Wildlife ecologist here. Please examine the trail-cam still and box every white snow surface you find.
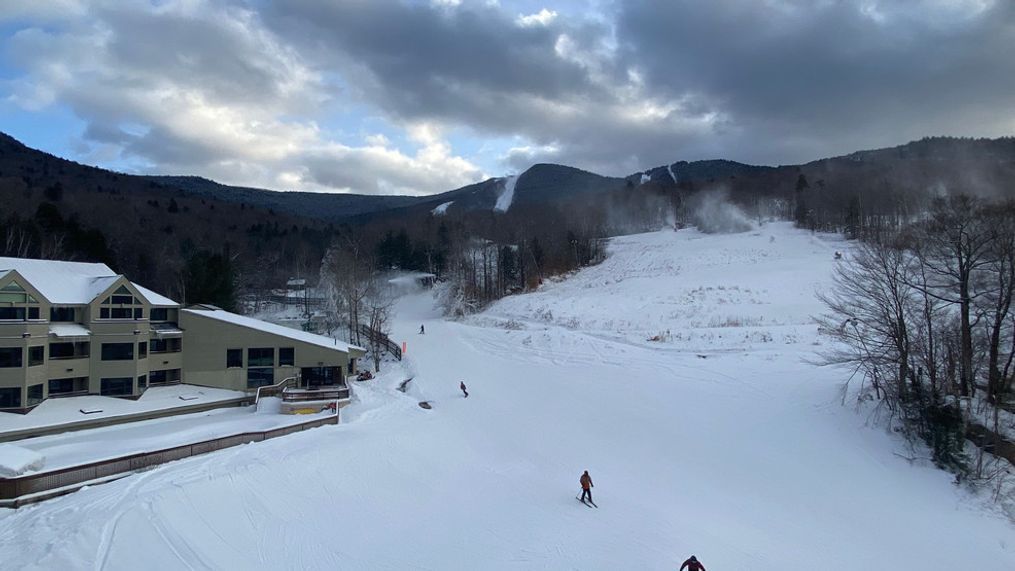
[431,201,453,215]
[0,444,45,477]
[183,308,364,353]
[0,385,246,435]
[9,402,331,472]
[640,172,651,184]
[667,163,677,182]
[0,257,177,305]
[494,175,518,212]
[1,222,1012,570]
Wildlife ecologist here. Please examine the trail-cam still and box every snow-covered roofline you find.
[0,256,179,306]
[182,307,365,355]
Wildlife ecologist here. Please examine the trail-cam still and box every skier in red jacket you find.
[679,555,706,571]
[579,470,593,504]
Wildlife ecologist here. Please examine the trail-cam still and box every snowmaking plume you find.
[689,187,754,234]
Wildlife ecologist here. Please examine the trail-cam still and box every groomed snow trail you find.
[0,223,1012,570]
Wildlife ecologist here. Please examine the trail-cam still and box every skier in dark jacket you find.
[460,381,468,398]
[419,324,425,334]
[579,470,593,503]
[679,555,706,571]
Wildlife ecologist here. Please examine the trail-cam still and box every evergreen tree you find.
[183,251,237,311]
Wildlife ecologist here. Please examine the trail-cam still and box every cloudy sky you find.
[1,0,1013,195]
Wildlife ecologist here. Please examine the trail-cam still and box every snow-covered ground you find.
[432,200,453,215]
[7,400,332,472]
[494,174,518,212]
[0,222,1012,570]
[0,384,247,436]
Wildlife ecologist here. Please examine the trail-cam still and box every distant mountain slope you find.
[393,163,629,219]
[4,130,1015,297]
[143,175,417,221]
[0,133,333,298]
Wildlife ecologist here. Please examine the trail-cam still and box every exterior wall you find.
[180,311,356,393]
[0,271,52,410]
[85,278,155,397]
[1,264,360,410]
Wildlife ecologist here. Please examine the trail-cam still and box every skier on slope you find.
[460,381,469,398]
[679,555,706,571]
[579,470,594,504]
[419,324,425,334]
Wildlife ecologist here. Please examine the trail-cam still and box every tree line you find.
[818,195,1015,491]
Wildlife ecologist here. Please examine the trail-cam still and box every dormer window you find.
[0,280,41,321]
[98,285,145,320]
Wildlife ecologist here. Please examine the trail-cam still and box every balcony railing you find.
[282,386,350,402]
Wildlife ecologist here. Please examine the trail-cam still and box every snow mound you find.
[0,443,45,476]
[494,175,518,212]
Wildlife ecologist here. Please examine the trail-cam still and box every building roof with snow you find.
[181,306,365,354]
[0,257,178,306]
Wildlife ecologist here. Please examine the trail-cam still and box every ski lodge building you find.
[0,257,364,413]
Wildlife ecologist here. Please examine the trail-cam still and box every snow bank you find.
[0,444,45,477]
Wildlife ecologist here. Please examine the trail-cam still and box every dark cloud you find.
[5,0,1014,193]
[615,0,1015,164]
[264,0,1015,173]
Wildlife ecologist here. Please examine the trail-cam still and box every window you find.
[101,343,134,361]
[150,308,168,321]
[97,286,144,320]
[138,342,147,359]
[28,346,44,366]
[247,348,274,367]
[0,281,26,294]
[26,384,43,406]
[49,377,88,396]
[137,375,148,389]
[0,307,25,320]
[0,347,23,368]
[227,349,243,368]
[149,369,181,385]
[109,308,132,319]
[0,387,21,409]
[247,367,275,388]
[301,366,340,387]
[50,307,76,322]
[279,347,294,367]
[100,377,134,396]
[28,307,39,320]
[348,358,355,374]
[150,338,181,353]
[49,342,89,360]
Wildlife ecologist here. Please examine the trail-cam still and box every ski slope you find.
[0,223,1012,570]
